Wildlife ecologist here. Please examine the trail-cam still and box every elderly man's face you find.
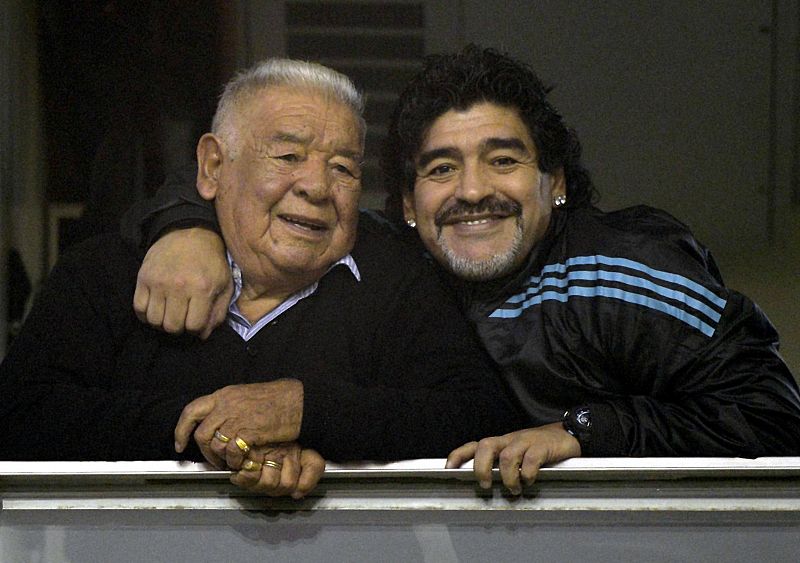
[403,102,565,281]
[201,86,363,291]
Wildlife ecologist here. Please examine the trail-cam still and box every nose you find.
[292,159,331,202]
[454,163,494,203]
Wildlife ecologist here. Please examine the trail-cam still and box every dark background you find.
[2,1,798,371]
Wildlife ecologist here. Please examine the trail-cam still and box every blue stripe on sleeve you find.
[569,255,727,309]
[490,284,717,336]
[491,255,727,337]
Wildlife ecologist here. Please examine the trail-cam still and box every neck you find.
[236,270,320,323]
[236,290,295,323]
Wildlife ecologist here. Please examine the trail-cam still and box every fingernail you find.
[510,487,522,496]
[174,442,183,452]
[479,480,491,489]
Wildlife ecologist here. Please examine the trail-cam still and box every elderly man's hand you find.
[231,443,326,498]
[133,227,231,339]
[175,379,304,469]
[445,422,581,495]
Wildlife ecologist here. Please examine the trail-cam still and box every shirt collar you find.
[227,251,361,312]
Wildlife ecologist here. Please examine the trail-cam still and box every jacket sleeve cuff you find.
[580,402,628,456]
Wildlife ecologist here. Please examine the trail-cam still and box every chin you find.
[441,250,519,281]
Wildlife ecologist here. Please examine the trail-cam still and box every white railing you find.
[2,458,800,561]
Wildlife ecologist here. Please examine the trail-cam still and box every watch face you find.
[575,406,592,428]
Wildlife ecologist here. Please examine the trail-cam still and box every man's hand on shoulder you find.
[133,227,231,339]
[445,422,581,495]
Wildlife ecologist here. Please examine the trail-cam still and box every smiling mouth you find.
[462,218,492,225]
[442,213,511,227]
[278,214,329,232]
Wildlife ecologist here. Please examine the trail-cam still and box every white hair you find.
[212,58,366,157]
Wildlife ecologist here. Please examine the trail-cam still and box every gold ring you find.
[242,459,261,471]
[214,430,231,443]
[262,459,283,471]
[235,437,250,453]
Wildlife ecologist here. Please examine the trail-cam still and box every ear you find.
[196,133,224,201]
[551,168,566,199]
[402,190,416,224]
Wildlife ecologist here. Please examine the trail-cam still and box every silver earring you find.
[553,195,567,208]
[406,219,416,228]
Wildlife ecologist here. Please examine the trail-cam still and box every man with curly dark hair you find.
[379,46,800,492]
[382,44,595,227]
[382,45,596,284]
[121,46,800,496]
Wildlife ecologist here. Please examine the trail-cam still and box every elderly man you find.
[0,58,523,497]
[124,46,800,495]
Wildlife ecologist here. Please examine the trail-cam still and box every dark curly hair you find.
[382,45,597,222]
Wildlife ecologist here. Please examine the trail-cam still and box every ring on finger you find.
[214,430,231,443]
[262,459,283,471]
[235,437,250,453]
[242,459,262,471]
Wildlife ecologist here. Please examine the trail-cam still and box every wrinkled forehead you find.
[244,85,366,147]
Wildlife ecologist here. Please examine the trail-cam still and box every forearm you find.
[120,161,219,250]
[0,235,203,461]
[589,378,800,458]
[588,274,800,456]
[300,372,524,461]
[0,376,194,460]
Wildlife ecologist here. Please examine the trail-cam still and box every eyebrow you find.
[338,148,364,162]
[415,147,461,170]
[416,137,531,170]
[481,137,529,154]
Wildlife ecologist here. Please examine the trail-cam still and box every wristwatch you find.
[561,406,592,446]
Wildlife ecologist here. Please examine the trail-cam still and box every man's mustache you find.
[435,197,522,227]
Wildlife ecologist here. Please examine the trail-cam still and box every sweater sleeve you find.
[0,236,198,461]
[119,162,219,251]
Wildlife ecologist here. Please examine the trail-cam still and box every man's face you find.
[403,102,565,281]
[200,86,363,291]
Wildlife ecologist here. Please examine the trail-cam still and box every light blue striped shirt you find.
[226,252,361,341]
